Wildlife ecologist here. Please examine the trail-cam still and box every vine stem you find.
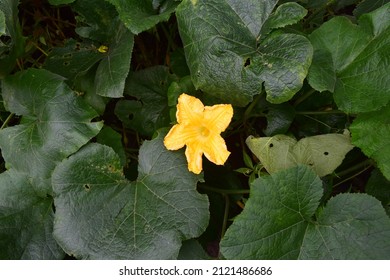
[221,194,230,239]
[198,184,250,195]
[296,110,345,115]
[293,88,316,106]
[0,113,15,130]
[335,159,375,178]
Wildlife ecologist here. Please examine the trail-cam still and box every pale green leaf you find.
[246,131,354,177]
[176,0,312,106]
[52,134,209,259]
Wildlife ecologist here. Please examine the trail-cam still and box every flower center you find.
[199,126,211,138]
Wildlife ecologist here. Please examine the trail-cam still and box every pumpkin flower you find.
[164,93,233,174]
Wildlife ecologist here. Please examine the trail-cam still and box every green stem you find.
[293,88,316,106]
[296,110,345,115]
[334,159,375,178]
[332,163,374,189]
[243,93,262,121]
[221,194,230,239]
[198,184,250,195]
[0,113,15,130]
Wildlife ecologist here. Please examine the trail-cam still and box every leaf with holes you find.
[52,133,209,259]
[176,0,312,106]
[220,165,390,259]
[245,131,354,177]
[0,69,103,194]
[0,0,25,76]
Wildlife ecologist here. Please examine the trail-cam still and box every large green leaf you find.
[106,0,180,34]
[52,134,209,259]
[44,39,105,82]
[0,0,25,77]
[0,170,64,259]
[300,193,390,259]
[308,3,390,113]
[220,165,390,259]
[350,104,390,180]
[115,66,177,137]
[176,0,312,106]
[0,69,103,194]
[94,23,134,98]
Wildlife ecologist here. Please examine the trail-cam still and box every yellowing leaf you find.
[246,131,354,177]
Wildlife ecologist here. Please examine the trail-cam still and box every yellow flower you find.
[164,93,233,174]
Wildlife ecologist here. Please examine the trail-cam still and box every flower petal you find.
[176,93,204,124]
[204,104,233,133]
[202,134,230,165]
[164,124,198,150]
[185,142,203,174]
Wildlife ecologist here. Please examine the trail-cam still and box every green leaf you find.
[300,193,390,259]
[245,131,354,177]
[96,125,126,166]
[308,4,390,113]
[115,66,177,136]
[176,0,312,106]
[262,2,308,35]
[366,169,390,214]
[354,0,390,18]
[221,165,323,259]
[263,103,295,136]
[52,134,209,259]
[0,170,64,259]
[0,10,5,35]
[72,0,119,42]
[94,24,134,98]
[220,165,390,259]
[0,0,25,77]
[350,104,390,180]
[106,0,180,34]
[178,239,210,260]
[0,69,103,194]
[44,39,105,82]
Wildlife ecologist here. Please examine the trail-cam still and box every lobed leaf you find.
[0,69,103,194]
[52,133,209,259]
[176,0,312,106]
[308,3,390,113]
[221,165,390,259]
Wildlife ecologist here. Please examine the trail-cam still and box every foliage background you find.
[0,0,390,259]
